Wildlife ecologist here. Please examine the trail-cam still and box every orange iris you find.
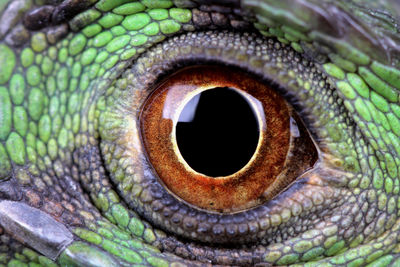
[140,66,302,212]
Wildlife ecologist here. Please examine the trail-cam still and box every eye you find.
[99,30,328,246]
[140,65,317,212]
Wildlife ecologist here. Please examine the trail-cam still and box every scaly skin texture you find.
[0,0,400,266]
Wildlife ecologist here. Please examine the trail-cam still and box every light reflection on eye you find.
[140,65,318,213]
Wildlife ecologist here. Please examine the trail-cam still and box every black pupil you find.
[176,87,259,177]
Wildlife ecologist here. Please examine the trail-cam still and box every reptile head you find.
[0,0,400,266]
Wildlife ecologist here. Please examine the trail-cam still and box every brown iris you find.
[140,66,316,212]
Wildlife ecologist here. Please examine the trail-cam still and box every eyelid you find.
[98,30,333,246]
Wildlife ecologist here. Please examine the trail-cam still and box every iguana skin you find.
[0,0,400,266]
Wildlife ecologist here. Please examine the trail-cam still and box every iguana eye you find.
[140,65,317,212]
[100,30,327,245]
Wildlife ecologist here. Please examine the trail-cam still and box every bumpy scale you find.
[0,0,400,266]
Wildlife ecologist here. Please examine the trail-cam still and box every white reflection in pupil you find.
[178,94,201,123]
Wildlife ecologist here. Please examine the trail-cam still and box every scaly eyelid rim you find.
[100,31,336,245]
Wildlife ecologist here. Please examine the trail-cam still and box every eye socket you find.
[140,65,318,212]
[100,30,330,246]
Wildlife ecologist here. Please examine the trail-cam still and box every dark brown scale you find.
[51,0,95,24]
[210,12,229,27]
[46,23,68,44]
[194,0,241,9]
[192,9,213,27]
[23,5,54,30]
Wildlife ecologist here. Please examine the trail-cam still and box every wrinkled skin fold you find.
[0,0,400,266]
